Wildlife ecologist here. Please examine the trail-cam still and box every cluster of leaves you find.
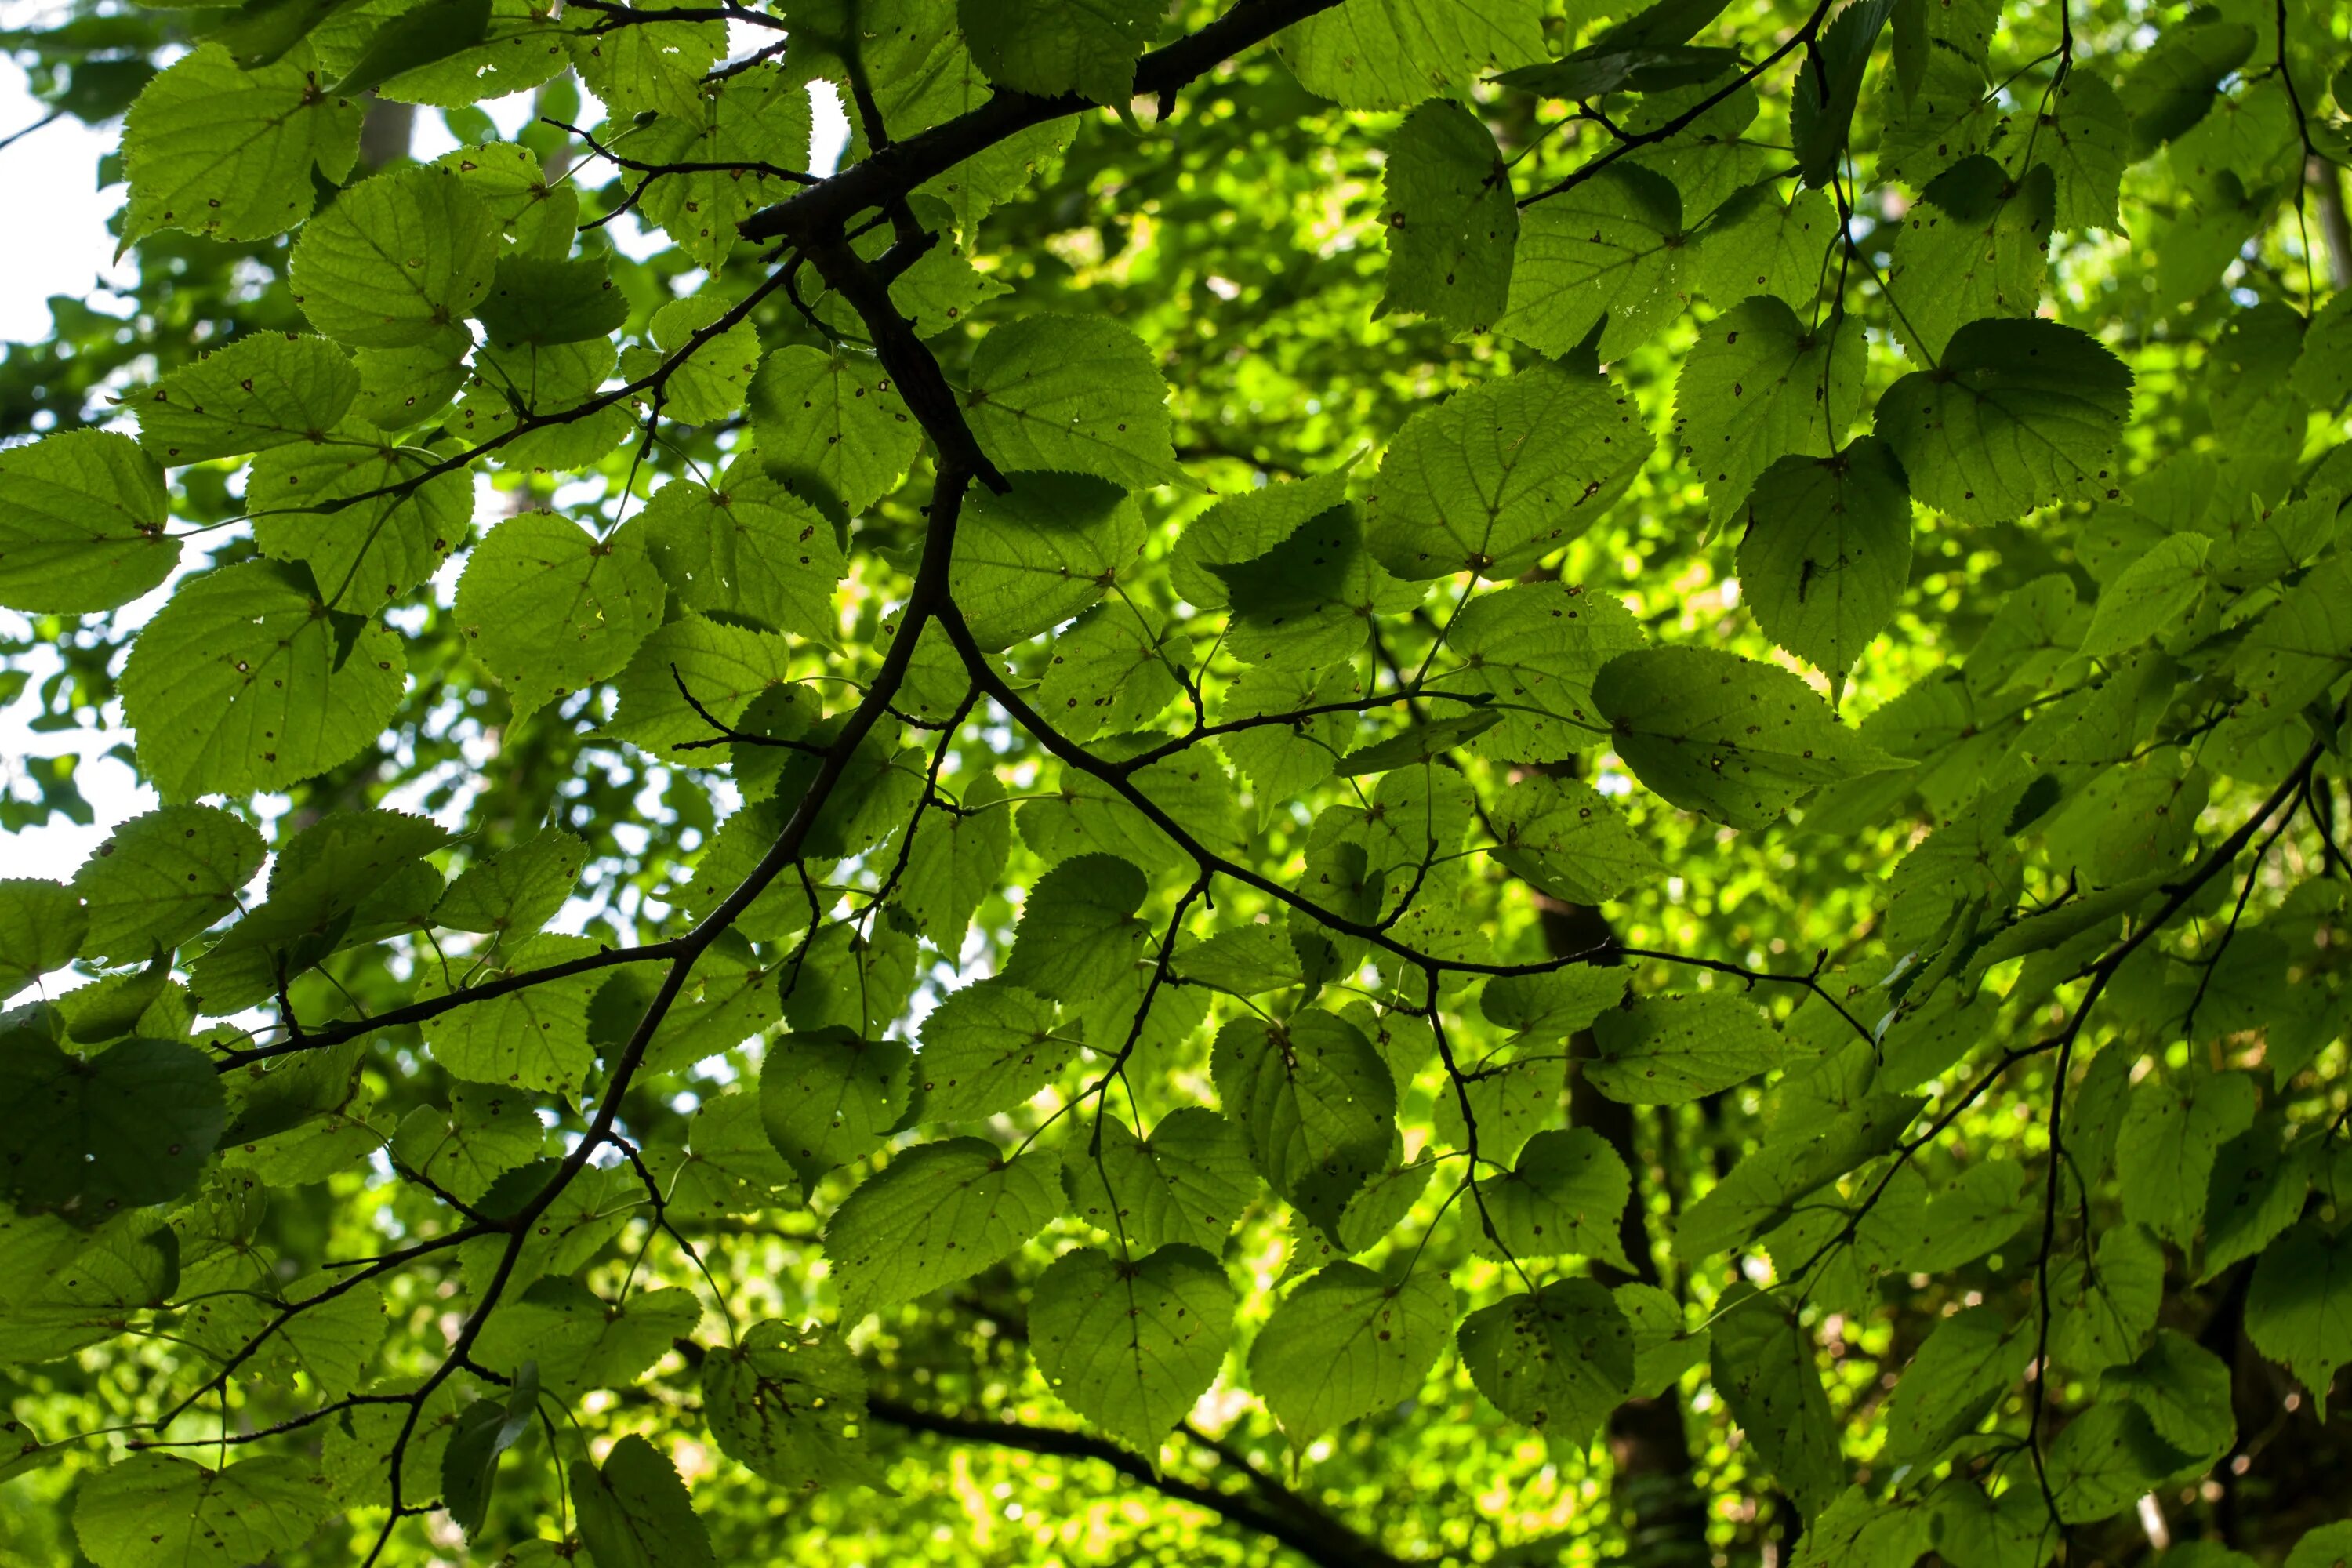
[2,0,2351,1564]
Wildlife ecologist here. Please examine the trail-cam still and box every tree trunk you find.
[358,97,414,170]
[1541,896,1713,1567]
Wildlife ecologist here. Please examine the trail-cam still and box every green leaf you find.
[1480,967,1629,1039]
[1170,461,1356,608]
[900,771,1012,953]
[121,561,405,801]
[71,806,265,965]
[701,1319,889,1491]
[2212,485,2342,592]
[0,880,88,997]
[655,1089,800,1218]
[476,253,630,349]
[641,461,847,640]
[350,326,475,431]
[1592,646,1907,829]
[2103,1328,2235,1457]
[2115,1069,2258,1245]
[963,315,1183,492]
[949,470,1145,649]
[1675,295,1867,528]
[2048,1399,2198,1523]
[289,164,499,349]
[620,294,761,426]
[189,808,447,1012]
[435,832,586,938]
[1736,435,1913,699]
[1791,1487,1936,1568]
[476,1279,701,1396]
[441,1363,540,1538]
[1,1213,181,1364]
[1494,45,1740,102]
[2288,1524,2352,1568]
[573,1433,717,1568]
[1379,98,1518,336]
[73,1454,330,1568]
[1001,853,1151,1004]
[271,1272,387,1399]
[607,613,796,756]
[1618,1280,1709,1397]
[2118,20,2256,153]
[423,934,604,1094]
[447,330,633,473]
[1587,988,1791,1104]
[1875,314,2132,528]
[1683,1091,1923,1258]
[1886,158,2054,365]
[332,0,495,97]
[0,1035,225,1218]
[1174,922,1312,997]
[136,333,359,464]
[1711,1287,1842,1516]
[390,1085,545,1205]
[434,142,577,259]
[1693,183,1839,310]
[960,0,1157,103]
[1877,45,1998,190]
[57,957,179,1046]
[1211,500,1423,667]
[1249,1261,1454,1446]
[1063,1108,1258,1254]
[1790,0,1893,186]
[1029,1242,1236,1453]
[0,430,178,615]
[1882,1305,2031,1468]
[1487,772,1663,904]
[1212,1011,1396,1240]
[1367,365,1652,579]
[2220,554,2352,747]
[823,1138,1062,1319]
[1216,662,1356,807]
[2005,68,2129,231]
[913,981,1069,1122]
[2246,1218,2352,1417]
[2053,1221,2163,1374]
[1457,1277,1634,1453]
[456,510,666,723]
[564,7,724,114]
[248,424,473,612]
[1336,710,1502,775]
[1475,1127,1633,1269]
[121,45,361,243]
[1279,0,1544,109]
[2291,286,2352,412]
[1432,1040,1563,1167]
[2201,1120,2313,1279]
[1036,601,1181,742]
[1498,165,1692,360]
[760,1029,914,1186]
[1425,580,1646,761]
[2078,532,2212,659]
[627,62,811,268]
[748,345,922,517]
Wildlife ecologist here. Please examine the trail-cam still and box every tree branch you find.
[866,1397,1415,1568]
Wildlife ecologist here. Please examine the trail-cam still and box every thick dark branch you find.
[798,231,1007,489]
[866,1397,1414,1568]
[740,0,1344,244]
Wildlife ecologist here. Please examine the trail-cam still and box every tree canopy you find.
[2,0,2350,1564]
